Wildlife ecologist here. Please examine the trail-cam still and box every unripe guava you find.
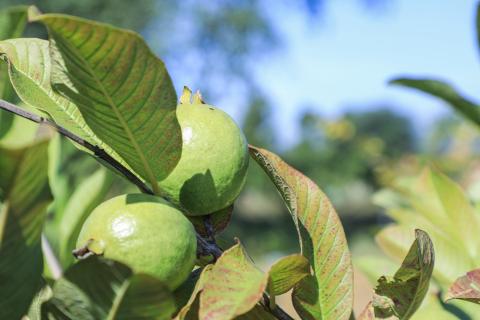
[75,194,197,290]
[158,102,249,216]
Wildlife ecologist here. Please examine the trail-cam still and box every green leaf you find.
[0,140,52,320]
[0,107,38,148]
[175,265,213,320]
[31,10,181,194]
[249,146,353,320]
[58,168,112,267]
[445,269,480,304]
[26,280,53,320]
[235,305,277,320]
[0,38,132,171]
[0,6,28,40]
[375,168,480,291]
[199,242,269,320]
[369,229,434,319]
[267,254,310,296]
[390,78,480,127]
[45,257,176,320]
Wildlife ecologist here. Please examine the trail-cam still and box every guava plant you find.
[0,5,448,320]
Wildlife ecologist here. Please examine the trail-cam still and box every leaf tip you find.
[180,86,192,104]
[27,6,42,22]
[193,90,205,104]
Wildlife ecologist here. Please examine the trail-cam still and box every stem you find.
[0,98,294,320]
[0,99,152,195]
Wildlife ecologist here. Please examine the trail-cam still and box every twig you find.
[0,99,152,195]
[0,98,294,320]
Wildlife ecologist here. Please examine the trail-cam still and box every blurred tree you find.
[284,108,415,189]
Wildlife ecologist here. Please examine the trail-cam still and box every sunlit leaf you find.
[44,257,176,320]
[0,38,133,172]
[199,242,269,320]
[0,140,52,320]
[375,168,480,291]
[445,269,480,304]
[31,9,181,194]
[249,145,353,320]
[359,229,434,319]
[390,78,480,127]
[267,254,310,296]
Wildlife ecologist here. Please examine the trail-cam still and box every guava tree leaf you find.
[26,280,53,320]
[236,305,276,320]
[359,229,434,319]
[0,6,28,40]
[0,140,52,320]
[445,269,480,304]
[249,146,353,320]
[375,168,480,291]
[31,9,181,194]
[44,257,176,320]
[390,78,480,127]
[199,242,269,320]
[175,265,213,320]
[188,205,233,237]
[0,38,131,171]
[267,254,310,296]
[0,106,38,148]
[58,168,112,267]
[0,5,27,100]
[0,6,28,135]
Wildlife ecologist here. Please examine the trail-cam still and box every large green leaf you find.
[199,242,269,320]
[249,146,353,320]
[44,257,176,320]
[58,167,112,267]
[0,139,52,320]
[375,168,480,291]
[31,9,181,194]
[0,38,133,173]
[445,268,480,304]
[390,78,480,127]
[359,229,434,319]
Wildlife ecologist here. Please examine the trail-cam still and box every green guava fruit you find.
[75,194,197,290]
[159,101,249,216]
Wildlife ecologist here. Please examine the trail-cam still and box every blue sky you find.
[252,0,480,145]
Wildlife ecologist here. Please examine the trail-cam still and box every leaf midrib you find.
[106,280,130,320]
[54,30,160,194]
